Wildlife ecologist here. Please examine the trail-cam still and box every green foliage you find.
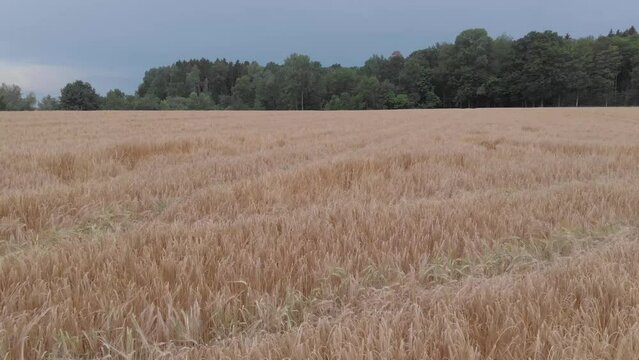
[23,93,36,110]
[326,66,358,96]
[133,95,161,110]
[186,66,202,94]
[452,29,493,107]
[38,95,60,110]
[160,96,191,110]
[589,42,622,105]
[509,31,571,106]
[21,25,639,111]
[387,93,412,109]
[0,83,36,110]
[159,93,218,110]
[231,74,257,108]
[188,92,215,110]
[355,76,395,109]
[137,59,249,102]
[103,89,130,110]
[633,55,639,90]
[417,71,441,108]
[325,93,363,110]
[282,54,324,110]
[254,67,282,110]
[60,81,100,110]
[361,54,387,79]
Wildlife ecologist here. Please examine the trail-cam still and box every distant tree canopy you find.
[6,26,639,111]
[0,83,36,110]
[126,26,639,110]
[37,95,60,110]
[60,81,101,110]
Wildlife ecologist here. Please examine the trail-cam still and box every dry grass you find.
[0,108,639,359]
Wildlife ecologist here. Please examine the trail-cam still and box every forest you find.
[2,26,638,110]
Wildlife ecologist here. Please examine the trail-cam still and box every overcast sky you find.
[2,0,637,97]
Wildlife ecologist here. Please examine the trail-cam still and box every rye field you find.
[1,108,639,359]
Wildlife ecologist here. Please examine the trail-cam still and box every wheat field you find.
[1,109,639,359]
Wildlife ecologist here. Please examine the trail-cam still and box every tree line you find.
[3,26,638,111]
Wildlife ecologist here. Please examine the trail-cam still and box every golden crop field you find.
[1,109,639,359]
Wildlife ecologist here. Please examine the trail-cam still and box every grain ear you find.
[1,109,639,358]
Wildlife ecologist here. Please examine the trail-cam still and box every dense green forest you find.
[2,26,639,111]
